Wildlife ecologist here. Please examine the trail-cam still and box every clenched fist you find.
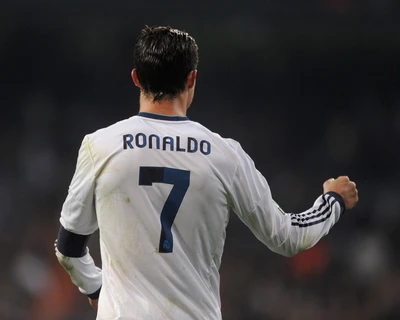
[323,176,358,210]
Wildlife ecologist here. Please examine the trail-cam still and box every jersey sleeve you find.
[227,142,345,257]
[59,135,98,235]
[56,135,102,299]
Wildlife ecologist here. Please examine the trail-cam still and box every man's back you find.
[58,110,355,319]
[55,26,358,319]
[82,112,238,319]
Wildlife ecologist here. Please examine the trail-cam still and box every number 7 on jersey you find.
[139,167,190,253]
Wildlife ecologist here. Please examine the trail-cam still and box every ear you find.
[187,70,197,89]
[131,69,141,88]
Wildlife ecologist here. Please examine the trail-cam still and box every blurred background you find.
[1,0,400,319]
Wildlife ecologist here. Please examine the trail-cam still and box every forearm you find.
[55,225,102,298]
[243,192,345,257]
[284,191,344,255]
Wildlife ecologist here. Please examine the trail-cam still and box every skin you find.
[88,298,98,311]
[323,176,358,210]
[88,70,358,312]
[131,68,197,116]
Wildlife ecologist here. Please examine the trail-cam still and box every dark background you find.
[1,1,400,319]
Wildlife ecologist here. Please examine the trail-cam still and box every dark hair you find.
[133,26,199,101]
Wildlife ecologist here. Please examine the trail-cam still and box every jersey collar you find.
[138,112,189,121]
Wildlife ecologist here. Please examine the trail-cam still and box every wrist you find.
[325,191,346,214]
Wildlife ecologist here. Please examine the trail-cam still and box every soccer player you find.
[55,26,358,320]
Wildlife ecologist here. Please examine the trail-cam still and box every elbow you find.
[279,249,301,258]
[269,244,303,258]
[267,233,306,257]
[281,251,297,258]
[282,241,316,257]
[285,247,307,257]
[273,242,308,258]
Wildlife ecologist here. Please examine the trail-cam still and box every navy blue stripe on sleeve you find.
[57,225,90,258]
[291,197,334,228]
[291,197,330,223]
[291,193,342,228]
[325,191,345,214]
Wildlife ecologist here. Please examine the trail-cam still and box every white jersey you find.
[60,112,344,320]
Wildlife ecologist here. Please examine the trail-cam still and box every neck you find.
[139,92,188,116]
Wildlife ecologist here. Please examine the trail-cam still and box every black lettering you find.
[123,134,134,149]
[149,134,160,149]
[187,137,198,153]
[200,140,211,155]
[163,136,174,151]
[135,133,147,148]
[176,136,186,152]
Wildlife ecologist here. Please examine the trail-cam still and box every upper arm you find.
[227,145,286,248]
[60,135,98,236]
[227,141,271,217]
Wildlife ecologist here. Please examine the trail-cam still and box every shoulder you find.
[79,116,140,163]
[86,116,137,141]
[187,120,241,152]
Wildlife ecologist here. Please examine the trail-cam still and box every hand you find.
[88,298,98,312]
[323,176,358,210]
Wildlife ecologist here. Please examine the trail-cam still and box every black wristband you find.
[325,191,346,214]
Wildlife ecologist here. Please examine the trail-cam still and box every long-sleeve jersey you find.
[56,112,345,320]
